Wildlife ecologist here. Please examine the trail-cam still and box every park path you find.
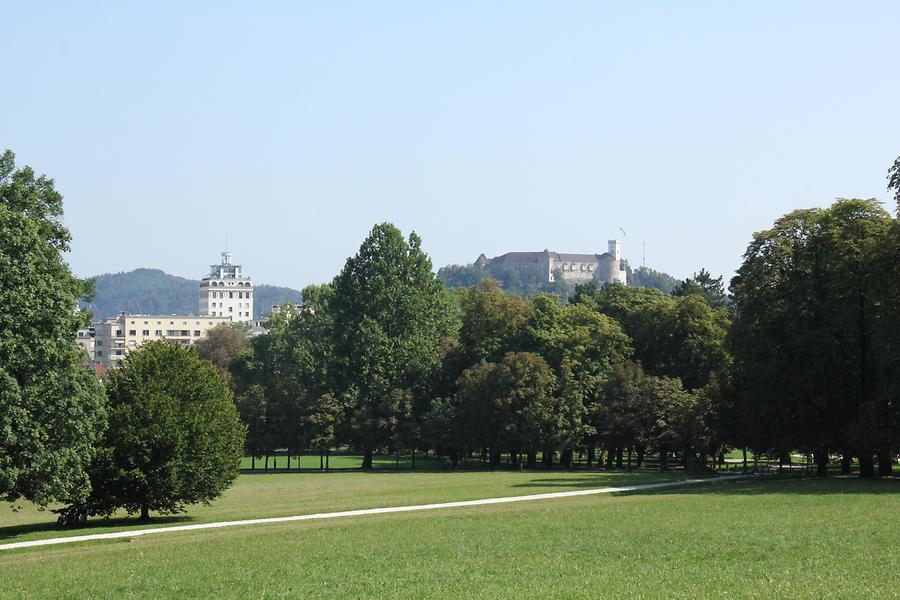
[0,475,742,552]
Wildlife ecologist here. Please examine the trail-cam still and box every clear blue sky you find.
[3,2,898,290]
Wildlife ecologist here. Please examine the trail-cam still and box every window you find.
[144,321,148,325]
[130,321,135,325]
[194,330,201,337]
[155,330,162,336]
[129,330,136,336]
[169,321,174,325]
[142,330,149,336]
[228,307,233,312]
[166,330,177,336]
[229,292,234,299]
[180,330,190,336]
[128,341,136,347]
[96,340,104,347]
[115,350,123,356]
[97,350,103,356]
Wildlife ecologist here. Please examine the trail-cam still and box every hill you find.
[436,263,681,296]
[84,268,302,320]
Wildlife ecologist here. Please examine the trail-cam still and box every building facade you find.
[199,251,254,322]
[475,240,627,286]
[92,313,232,369]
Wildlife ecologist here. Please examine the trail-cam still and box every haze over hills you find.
[84,269,303,321]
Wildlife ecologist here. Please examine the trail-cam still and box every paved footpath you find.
[0,475,742,552]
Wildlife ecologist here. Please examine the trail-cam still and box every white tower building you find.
[199,251,254,322]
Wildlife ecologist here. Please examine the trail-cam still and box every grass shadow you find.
[0,514,194,541]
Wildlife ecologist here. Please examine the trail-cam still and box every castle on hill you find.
[475,240,626,286]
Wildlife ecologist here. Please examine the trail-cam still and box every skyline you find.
[3,2,899,289]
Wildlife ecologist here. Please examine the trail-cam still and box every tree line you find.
[2,150,899,525]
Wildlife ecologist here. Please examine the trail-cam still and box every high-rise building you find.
[199,251,254,322]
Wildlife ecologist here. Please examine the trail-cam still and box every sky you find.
[3,2,899,290]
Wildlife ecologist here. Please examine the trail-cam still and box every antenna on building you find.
[642,240,646,268]
[619,227,626,237]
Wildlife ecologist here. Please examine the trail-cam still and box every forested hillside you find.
[437,262,682,296]
[84,268,302,320]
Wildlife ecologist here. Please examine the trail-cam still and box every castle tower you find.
[199,251,254,323]
[608,240,621,262]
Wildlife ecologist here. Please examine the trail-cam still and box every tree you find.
[72,342,244,521]
[888,155,900,212]
[0,149,108,509]
[330,223,452,468]
[458,279,528,363]
[194,323,251,378]
[673,268,728,310]
[729,199,893,476]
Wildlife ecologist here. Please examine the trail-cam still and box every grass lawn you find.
[0,476,897,598]
[0,470,685,545]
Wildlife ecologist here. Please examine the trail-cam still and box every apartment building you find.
[93,313,232,369]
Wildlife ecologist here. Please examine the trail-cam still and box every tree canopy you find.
[73,341,244,521]
[0,150,107,508]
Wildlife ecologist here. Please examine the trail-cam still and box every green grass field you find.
[0,470,684,545]
[1,474,897,599]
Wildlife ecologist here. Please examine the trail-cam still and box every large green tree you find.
[0,150,107,509]
[330,223,452,468]
[73,342,245,521]
[729,198,894,476]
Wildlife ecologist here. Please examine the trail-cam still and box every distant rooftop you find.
[205,251,251,281]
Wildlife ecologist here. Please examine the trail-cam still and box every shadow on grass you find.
[0,514,194,541]
[616,475,900,497]
[510,473,686,489]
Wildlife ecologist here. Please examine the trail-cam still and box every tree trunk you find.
[605,446,614,469]
[526,449,537,469]
[615,447,623,469]
[659,446,668,471]
[841,452,851,475]
[636,445,646,468]
[814,449,829,477]
[490,448,501,468]
[320,451,324,470]
[265,454,269,472]
[587,445,595,469]
[859,454,875,478]
[877,453,893,477]
[140,503,150,521]
[325,450,330,470]
[542,449,553,469]
[362,450,374,470]
[627,447,632,470]
[251,455,255,470]
[287,450,291,470]
[560,448,573,469]
[742,447,747,471]
[511,448,520,469]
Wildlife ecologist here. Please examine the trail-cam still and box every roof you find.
[486,251,549,265]
[478,250,615,266]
